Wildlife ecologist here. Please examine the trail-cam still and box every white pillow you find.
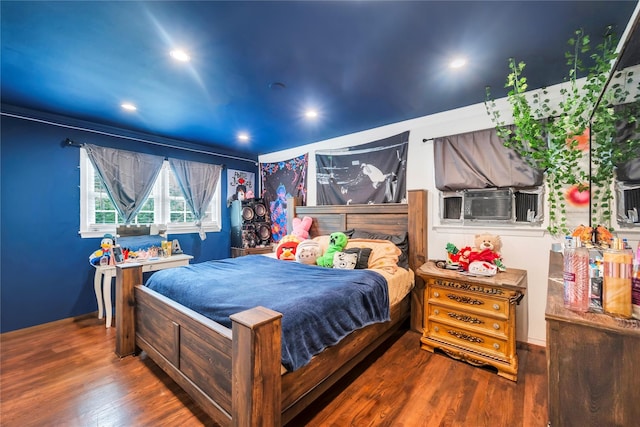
[332,251,357,269]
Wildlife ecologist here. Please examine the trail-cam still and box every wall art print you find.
[261,153,309,243]
[316,131,409,205]
[226,169,256,206]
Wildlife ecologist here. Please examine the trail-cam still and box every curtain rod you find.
[1,111,258,165]
[63,138,228,169]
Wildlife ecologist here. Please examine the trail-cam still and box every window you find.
[80,148,221,238]
[440,187,544,225]
[616,181,640,226]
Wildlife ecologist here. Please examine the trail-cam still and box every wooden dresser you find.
[546,250,640,426]
[417,262,527,381]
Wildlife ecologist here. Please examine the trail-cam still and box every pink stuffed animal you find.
[291,216,312,240]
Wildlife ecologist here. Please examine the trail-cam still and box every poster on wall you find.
[227,169,256,205]
[260,154,309,243]
[316,131,409,205]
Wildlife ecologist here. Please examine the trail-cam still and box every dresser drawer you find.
[427,320,509,360]
[427,304,509,339]
[428,285,509,319]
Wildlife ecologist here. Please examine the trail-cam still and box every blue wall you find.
[0,111,258,333]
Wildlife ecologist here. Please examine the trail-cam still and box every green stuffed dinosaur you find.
[316,232,348,267]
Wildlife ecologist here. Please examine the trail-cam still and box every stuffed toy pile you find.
[446,233,505,274]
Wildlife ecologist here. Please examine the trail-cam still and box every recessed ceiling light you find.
[305,110,318,119]
[237,132,249,142]
[170,49,190,62]
[450,57,467,69]
[121,102,137,111]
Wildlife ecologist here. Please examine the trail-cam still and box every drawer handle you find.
[493,323,500,330]
[493,343,500,350]
[447,312,483,324]
[493,303,500,310]
[434,291,440,298]
[447,329,484,343]
[447,294,483,305]
[434,309,440,315]
[434,326,439,332]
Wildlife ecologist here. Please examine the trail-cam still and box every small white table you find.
[93,254,193,328]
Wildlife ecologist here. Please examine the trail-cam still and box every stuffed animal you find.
[276,235,300,261]
[295,239,321,265]
[446,233,505,272]
[333,251,358,269]
[474,233,502,252]
[317,232,348,267]
[89,234,115,266]
[291,216,313,240]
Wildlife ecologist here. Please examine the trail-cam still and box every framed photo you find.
[112,245,125,264]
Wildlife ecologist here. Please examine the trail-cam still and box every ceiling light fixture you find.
[450,57,467,69]
[121,102,137,111]
[305,110,318,119]
[170,49,191,62]
[237,132,249,142]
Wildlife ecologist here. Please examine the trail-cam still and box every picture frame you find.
[112,245,125,264]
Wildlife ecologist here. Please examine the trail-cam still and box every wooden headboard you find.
[287,190,428,332]
[287,189,428,272]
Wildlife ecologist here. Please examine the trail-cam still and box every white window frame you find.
[79,148,221,238]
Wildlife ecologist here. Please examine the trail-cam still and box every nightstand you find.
[417,261,527,381]
[93,254,193,328]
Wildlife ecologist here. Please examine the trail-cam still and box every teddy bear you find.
[316,232,348,267]
[474,233,502,252]
[446,233,505,272]
[291,216,313,240]
[295,239,322,265]
[469,233,505,272]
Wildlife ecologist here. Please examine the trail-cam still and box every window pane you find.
[82,152,220,236]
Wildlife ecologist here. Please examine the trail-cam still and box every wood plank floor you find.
[0,316,548,426]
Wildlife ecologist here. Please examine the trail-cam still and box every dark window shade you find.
[624,187,640,223]
[443,196,462,220]
[433,127,543,191]
[614,102,640,182]
[515,191,539,222]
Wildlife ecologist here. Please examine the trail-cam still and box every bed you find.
[114,189,428,426]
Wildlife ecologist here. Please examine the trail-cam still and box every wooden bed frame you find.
[115,189,427,426]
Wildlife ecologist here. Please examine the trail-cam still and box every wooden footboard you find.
[114,189,428,426]
[119,272,408,427]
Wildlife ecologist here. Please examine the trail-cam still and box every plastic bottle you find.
[563,236,590,312]
[632,241,640,319]
[602,238,633,318]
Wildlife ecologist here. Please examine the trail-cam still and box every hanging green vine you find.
[486,27,640,236]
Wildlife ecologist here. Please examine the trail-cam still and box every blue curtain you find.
[169,158,222,240]
[84,144,164,224]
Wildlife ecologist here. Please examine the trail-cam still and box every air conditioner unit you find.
[464,189,513,221]
[439,187,543,224]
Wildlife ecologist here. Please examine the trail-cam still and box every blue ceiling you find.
[1,1,637,156]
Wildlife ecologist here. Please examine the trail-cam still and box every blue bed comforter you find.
[145,255,390,371]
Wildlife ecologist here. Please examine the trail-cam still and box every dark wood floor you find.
[0,315,548,426]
